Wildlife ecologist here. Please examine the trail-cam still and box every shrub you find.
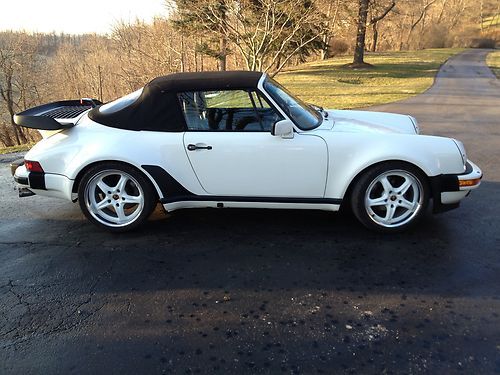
[469,38,496,48]
[328,39,349,57]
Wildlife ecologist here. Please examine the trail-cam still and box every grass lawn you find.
[487,50,500,79]
[276,48,464,109]
[0,143,34,155]
[482,14,500,29]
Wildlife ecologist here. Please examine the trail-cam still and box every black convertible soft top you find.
[89,71,264,132]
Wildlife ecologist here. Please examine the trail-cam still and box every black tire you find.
[78,162,157,232]
[350,162,430,233]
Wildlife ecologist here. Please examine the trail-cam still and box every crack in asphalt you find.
[0,253,115,350]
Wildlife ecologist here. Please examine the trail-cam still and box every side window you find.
[178,90,283,132]
[253,91,283,130]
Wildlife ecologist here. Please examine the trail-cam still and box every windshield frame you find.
[262,77,322,131]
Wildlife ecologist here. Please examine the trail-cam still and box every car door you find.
[179,89,328,198]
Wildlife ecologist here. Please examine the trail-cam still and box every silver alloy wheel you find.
[84,169,145,228]
[364,169,424,228]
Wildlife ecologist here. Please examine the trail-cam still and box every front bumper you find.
[430,160,482,213]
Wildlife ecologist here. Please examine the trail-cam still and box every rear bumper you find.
[430,160,482,213]
[13,163,74,201]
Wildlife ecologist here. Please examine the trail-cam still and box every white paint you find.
[183,131,328,197]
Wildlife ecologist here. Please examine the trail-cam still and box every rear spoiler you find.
[13,99,102,130]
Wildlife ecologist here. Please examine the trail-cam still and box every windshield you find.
[99,88,143,114]
[263,77,322,130]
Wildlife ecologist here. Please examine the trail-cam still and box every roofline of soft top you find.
[145,70,265,93]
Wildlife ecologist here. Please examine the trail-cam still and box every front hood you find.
[326,109,418,135]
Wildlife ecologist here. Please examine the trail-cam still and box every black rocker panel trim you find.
[28,172,46,190]
[141,164,342,206]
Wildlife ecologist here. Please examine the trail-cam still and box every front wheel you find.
[78,162,156,232]
[350,163,430,232]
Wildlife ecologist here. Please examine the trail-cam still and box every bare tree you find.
[368,0,396,51]
[405,0,437,49]
[320,0,342,60]
[169,0,229,71]
[172,0,325,75]
[0,33,41,146]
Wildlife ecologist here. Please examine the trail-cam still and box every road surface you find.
[1,49,499,374]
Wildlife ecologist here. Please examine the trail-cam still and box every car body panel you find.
[24,119,205,199]
[329,110,417,134]
[310,130,467,199]
[183,131,328,197]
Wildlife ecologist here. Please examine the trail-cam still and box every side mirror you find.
[271,119,294,139]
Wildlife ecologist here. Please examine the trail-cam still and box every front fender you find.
[318,132,465,199]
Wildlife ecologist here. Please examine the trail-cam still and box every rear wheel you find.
[78,162,156,232]
[351,162,429,232]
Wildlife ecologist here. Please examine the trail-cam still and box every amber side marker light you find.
[459,178,481,187]
[24,160,44,173]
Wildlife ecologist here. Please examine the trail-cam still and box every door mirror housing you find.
[271,120,294,139]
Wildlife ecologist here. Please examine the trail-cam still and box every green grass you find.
[487,50,500,78]
[482,14,500,29]
[276,48,464,109]
[0,143,33,155]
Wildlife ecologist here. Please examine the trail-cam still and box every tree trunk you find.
[371,22,379,52]
[218,37,227,71]
[1,75,24,145]
[97,65,103,102]
[321,0,334,60]
[320,35,331,60]
[180,35,186,72]
[368,0,395,53]
[480,0,484,33]
[353,0,370,65]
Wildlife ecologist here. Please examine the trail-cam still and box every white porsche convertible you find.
[12,71,482,232]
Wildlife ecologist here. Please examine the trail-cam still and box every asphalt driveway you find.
[1,49,499,374]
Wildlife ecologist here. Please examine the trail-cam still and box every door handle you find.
[187,144,213,151]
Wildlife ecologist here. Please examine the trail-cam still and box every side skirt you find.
[160,195,342,205]
[163,200,341,212]
[141,164,342,211]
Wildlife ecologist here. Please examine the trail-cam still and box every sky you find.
[0,0,167,34]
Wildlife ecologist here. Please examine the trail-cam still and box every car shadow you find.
[1,181,498,299]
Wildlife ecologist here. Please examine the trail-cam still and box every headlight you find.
[408,116,419,134]
[453,139,467,167]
